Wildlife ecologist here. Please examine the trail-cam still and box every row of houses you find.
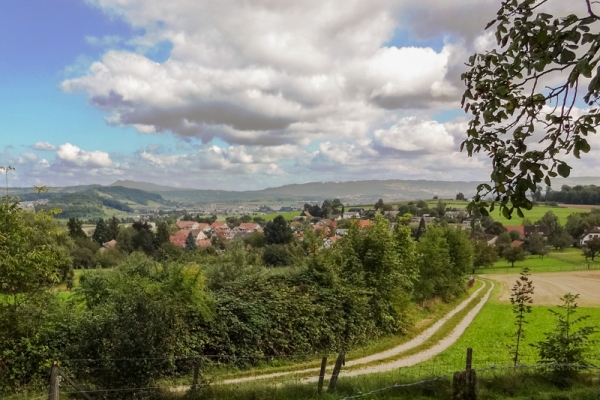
[170,220,264,248]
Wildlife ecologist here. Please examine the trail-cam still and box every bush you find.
[262,244,298,266]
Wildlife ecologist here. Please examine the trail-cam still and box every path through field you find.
[219,279,494,385]
[485,270,600,307]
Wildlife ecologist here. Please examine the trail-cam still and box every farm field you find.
[487,204,587,225]
[486,270,600,307]
[477,252,597,274]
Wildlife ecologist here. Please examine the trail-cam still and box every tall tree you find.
[415,217,426,241]
[435,199,447,217]
[526,232,548,259]
[264,215,294,245]
[472,239,499,269]
[503,246,526,268]
[92,218,109,245]
[67,217,87,239]
[107,216,120,241]
[462,0,600,218]
[374,199,384,211]
[583,237,600,262]
[156,221,171,245]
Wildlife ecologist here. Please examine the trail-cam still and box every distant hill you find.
[12,176,600,208]
[109,180,190,192]
[36,186,174,218]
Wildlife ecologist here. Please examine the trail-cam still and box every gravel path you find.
[300,279,494,382]
[219,280,491,385]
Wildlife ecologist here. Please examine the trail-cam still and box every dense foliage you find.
[462,0,600,218]
[1,202,475,397]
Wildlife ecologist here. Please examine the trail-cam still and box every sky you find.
[1,0,598,190]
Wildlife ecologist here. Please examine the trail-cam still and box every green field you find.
[476,254,597,274]
[488,204,587,226]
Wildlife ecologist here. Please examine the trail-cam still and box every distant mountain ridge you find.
[109,180,192,192]
[11,176,600,206]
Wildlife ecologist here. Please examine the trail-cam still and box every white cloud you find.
[22,152,37,161]
[61,0,469,147]
[32,142,57,151]
[373,117,455,153]
[56,143,112,167]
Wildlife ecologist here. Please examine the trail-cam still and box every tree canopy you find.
[462,0,600,218]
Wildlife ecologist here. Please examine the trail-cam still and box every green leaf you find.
[516,208,524,218]
[557,163,572,178]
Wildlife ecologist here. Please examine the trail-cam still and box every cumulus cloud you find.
[373,117,455,153]
[32,142,57,151]
[61,0,472,147]
[56,143,112,167]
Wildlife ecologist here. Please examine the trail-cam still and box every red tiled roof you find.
[511,240,525,247]
[505,226,525,238]
[358,220,373,228]
[211,222,228,228]
[197,240,212,247]
[176,221,197,230]
[238,223,263,232]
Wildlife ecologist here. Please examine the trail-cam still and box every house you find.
[211,222,233,239]
[511,240,525,248]
[322,236,341,249]
[348,208,364,213]
[336,229,348,236]
[505,225,550,239]
[384,211,399,217]
[580,227,600,246]
[102,239,117,250]
[300,210,313,218]
[343,212,360,219]
[313,225,330,236]
[237,223,263,233]
[169,229,207,248]
[176,221,199,230]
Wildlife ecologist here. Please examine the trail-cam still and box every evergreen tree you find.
[92,218,109,245]
[67,217,87,239]
[107,216,120,241]
[264,215,294,245]
[185,232,197,252]
[415,217,426,240]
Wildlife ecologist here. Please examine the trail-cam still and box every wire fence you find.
[40,352,600,400]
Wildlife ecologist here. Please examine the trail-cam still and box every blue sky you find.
[2,0,589,190]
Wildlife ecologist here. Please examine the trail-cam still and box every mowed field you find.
[485,270,600,307]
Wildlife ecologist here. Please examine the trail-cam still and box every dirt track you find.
[485,270,600,307]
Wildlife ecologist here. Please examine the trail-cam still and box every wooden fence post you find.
[327,352,345,392]
[49,362,60,400]
[192,359,200,388]
[452,348,477,400]
[317,357,328,394]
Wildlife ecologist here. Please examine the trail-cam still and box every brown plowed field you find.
[485,270,600,307]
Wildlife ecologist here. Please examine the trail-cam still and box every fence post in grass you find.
[192,358,200,388]
[327,352,345,392]
[49,361,60,400]
[317,356,327,394]
[452,348,477,400]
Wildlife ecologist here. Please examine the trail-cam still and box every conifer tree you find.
[92,218,109,245]
[185,231,197,252]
